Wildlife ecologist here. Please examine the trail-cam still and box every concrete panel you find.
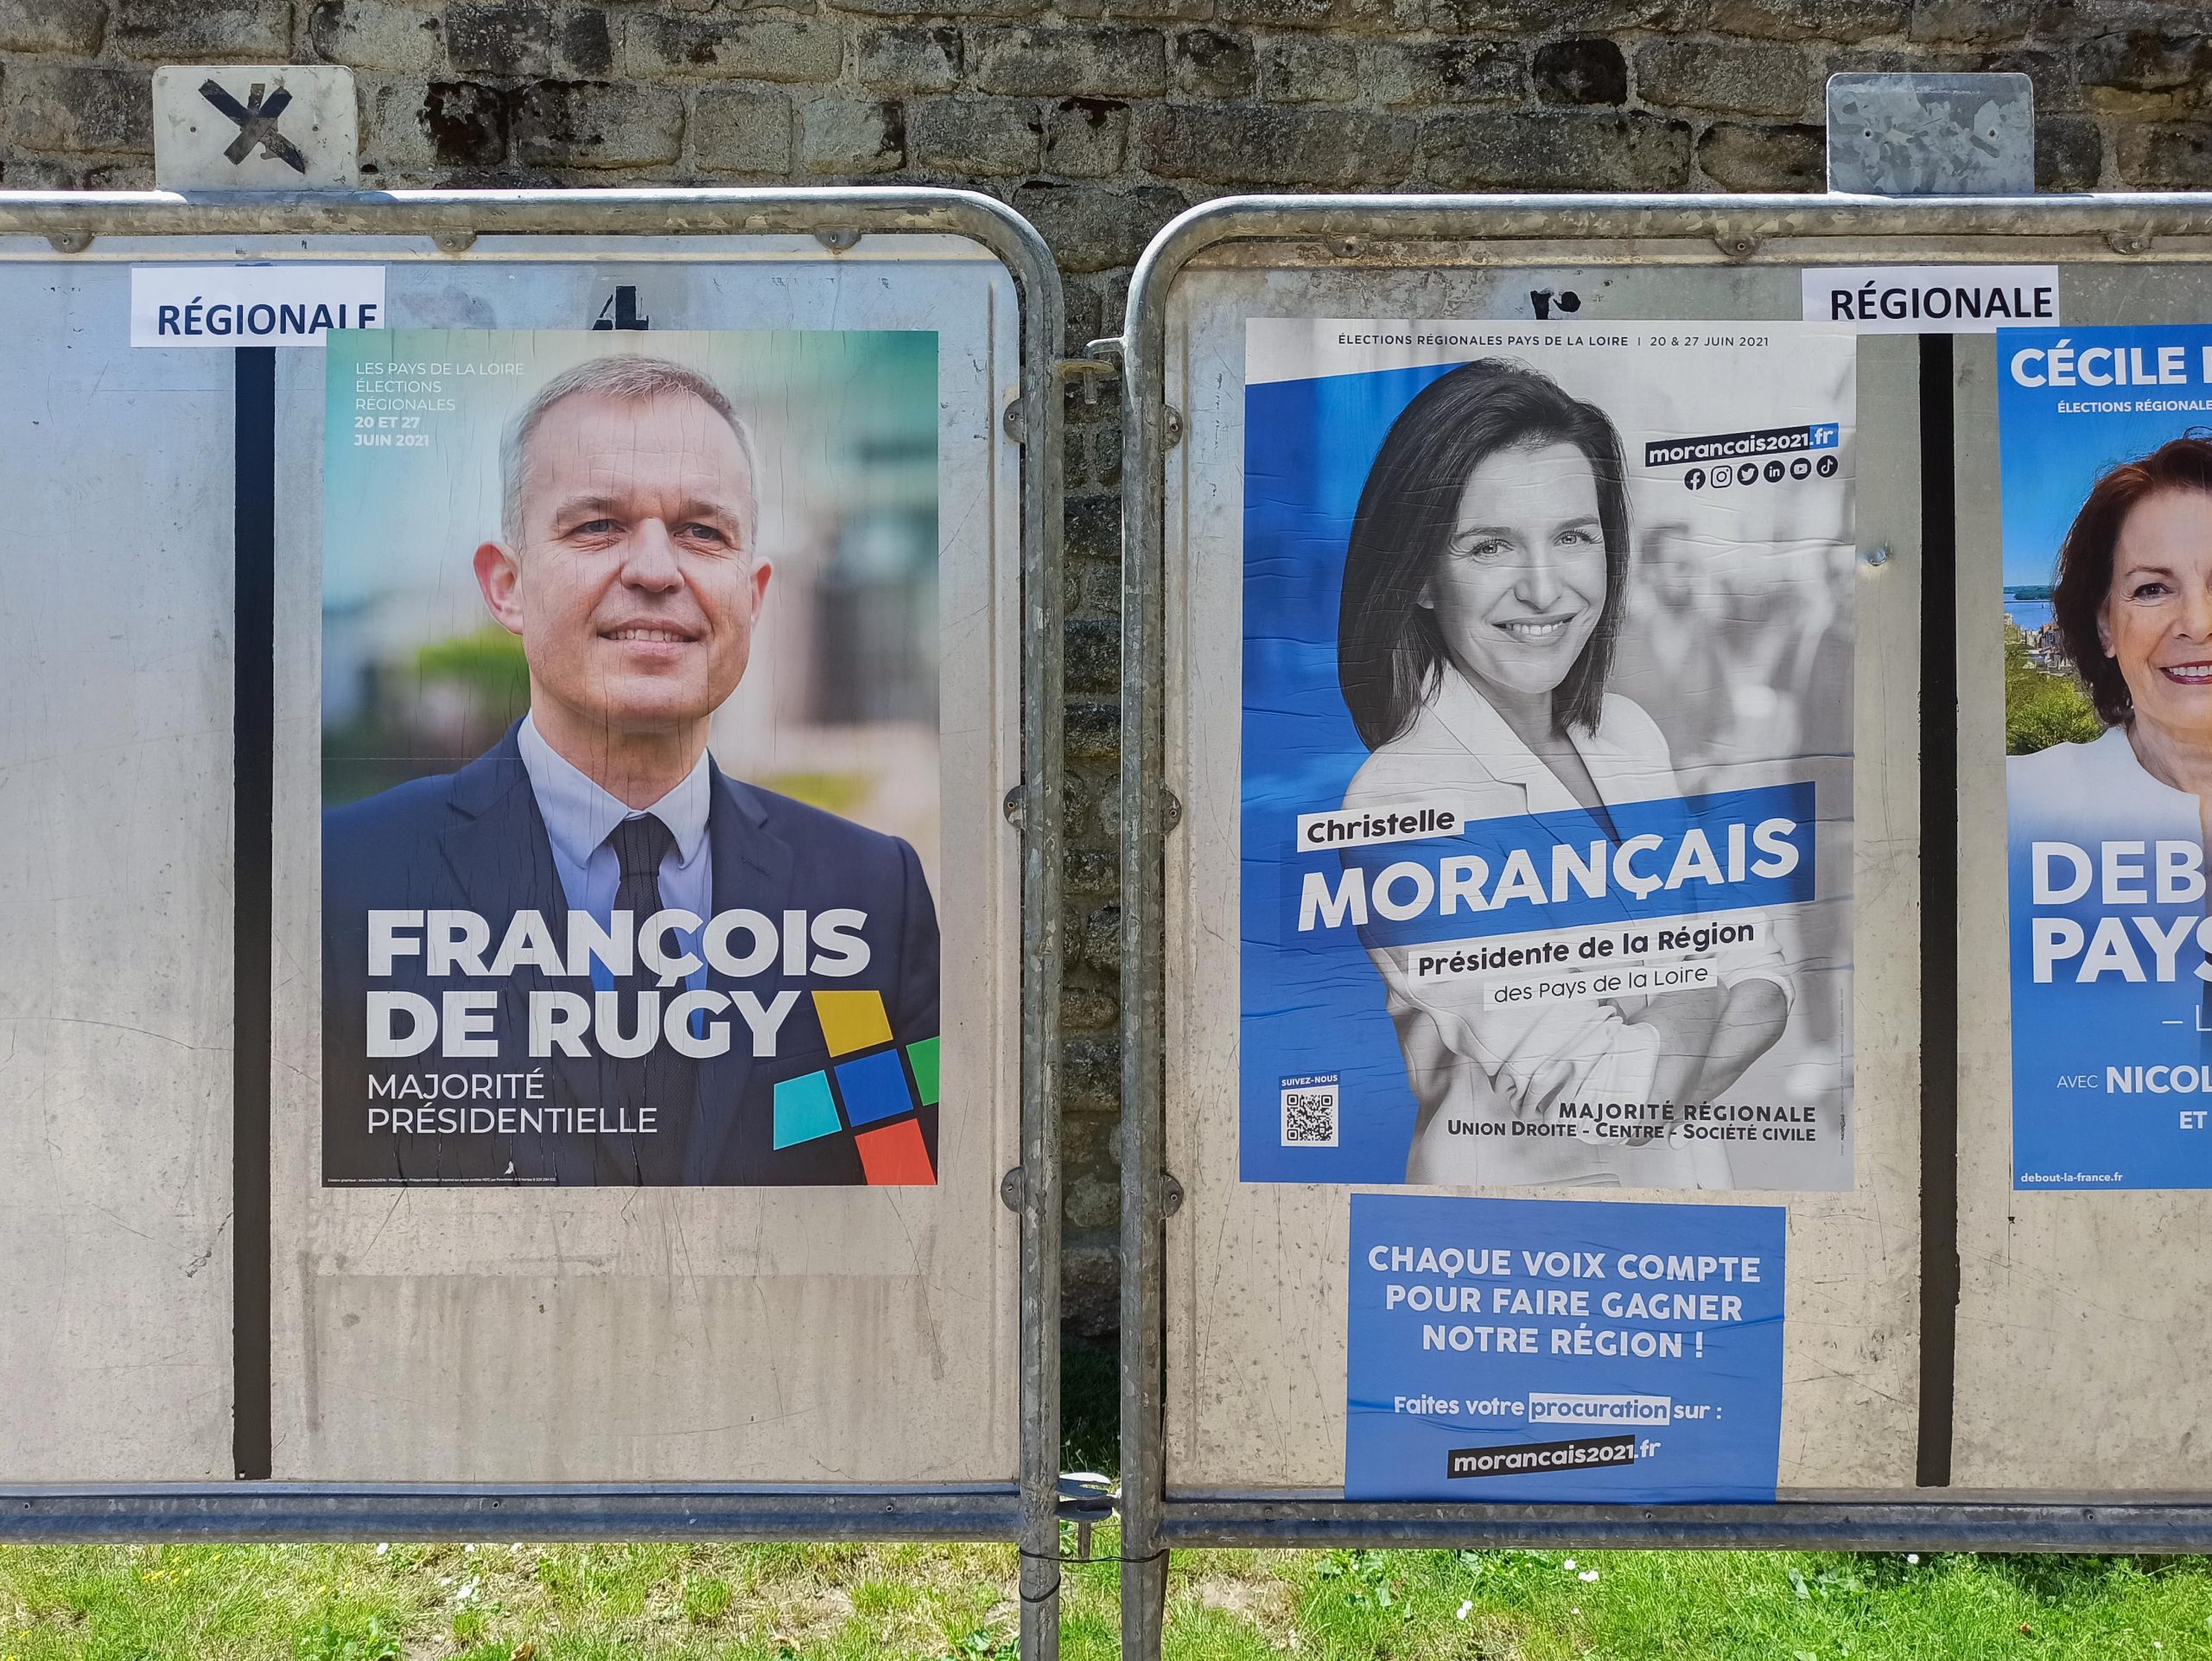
[0,258,237,1480]
[1159,255,1923,1496]
[258,237,1024,1482]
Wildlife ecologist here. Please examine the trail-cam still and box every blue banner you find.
[1345,1194,1785,1503]
[1281,781,1816,951]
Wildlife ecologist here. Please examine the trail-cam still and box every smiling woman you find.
[1333,358,1792,1189]
[2011,436,2212,911]
[2018,438,2212,805]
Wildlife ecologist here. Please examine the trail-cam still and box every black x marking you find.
[200,80,308,174]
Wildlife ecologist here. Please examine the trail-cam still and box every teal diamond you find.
[773,1070,842,1148]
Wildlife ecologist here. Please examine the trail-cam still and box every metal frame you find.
[0,1485,1025,1543]
[1116,190,2212,1658]
[0,186,1065,1660]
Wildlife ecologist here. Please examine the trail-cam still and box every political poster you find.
[1243,321,1858,1188]
[1999,324,2212,1188]
[1344,1194,1785,1502]
[321,329,943,1187]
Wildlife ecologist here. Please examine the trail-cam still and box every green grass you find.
[7,1350,2200,1653]
[3,1537,2211,1658]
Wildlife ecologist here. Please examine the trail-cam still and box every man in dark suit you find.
[323,354,939,1187]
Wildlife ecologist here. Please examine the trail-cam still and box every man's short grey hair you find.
[499,353,760,546]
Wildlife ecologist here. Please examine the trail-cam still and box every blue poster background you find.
[1998,324,2212,1188]
[1242,365,1821,1182]
[1242,364,1464,1182]
[1345,1194,1785,1503]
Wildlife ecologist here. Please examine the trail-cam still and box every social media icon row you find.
[1683,454,1838,491]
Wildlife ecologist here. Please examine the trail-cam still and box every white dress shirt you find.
[517,715,714,993]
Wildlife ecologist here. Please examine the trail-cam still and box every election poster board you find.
[321,328,943,1188]
[1344,1194,1784,1502]
[0,224,1031,1490]
[269,249,1025,1485]
[1999,323,2212,1189]
[1242,321,1859,1191]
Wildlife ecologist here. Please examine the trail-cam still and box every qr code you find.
[1280,1076,1339,1148]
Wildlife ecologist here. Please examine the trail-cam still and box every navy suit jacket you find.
[322,724,939,1186]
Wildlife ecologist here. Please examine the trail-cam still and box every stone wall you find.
[6,0,2207,1333]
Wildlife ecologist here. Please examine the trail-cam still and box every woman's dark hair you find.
[2053,434,2212,725]
[1337,357,1633,751]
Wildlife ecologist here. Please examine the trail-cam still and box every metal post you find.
[1118,229,1172,1661]
[1014,221,1071,1661]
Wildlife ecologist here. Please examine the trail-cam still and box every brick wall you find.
[8,0,2207,1333]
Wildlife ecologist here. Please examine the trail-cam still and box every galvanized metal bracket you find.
[1001,1166,1025,1212]
[431,228,476,254]
[1059,347,1122,413]
[1827,72,2034,196]
[813,226,861,251]
[1160,789,1182,835]
[1057,1473,1118,1563]
[45,231,90,254]
[1160,1172,1184,1218]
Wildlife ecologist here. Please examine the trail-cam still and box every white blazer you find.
[2006,722,2202,846]
[1341,670,1793,1187]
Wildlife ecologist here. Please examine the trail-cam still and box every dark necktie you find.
[604,813,698,1181]
[609,812,677,944]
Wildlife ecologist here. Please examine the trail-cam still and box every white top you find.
[1341,671,1793,1188]
[517,710,713,923]
[2005,722,2203,846]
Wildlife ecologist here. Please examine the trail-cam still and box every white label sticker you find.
[130,264,386,347]
[1294,801,1466,852]
[1801,264,2060,334]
